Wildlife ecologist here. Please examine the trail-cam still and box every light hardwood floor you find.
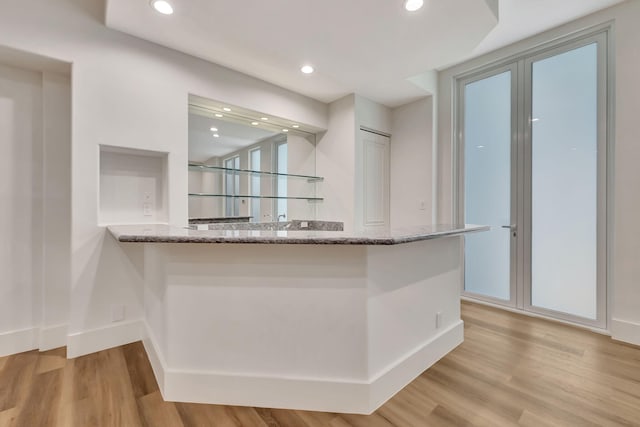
[1,301,639,426]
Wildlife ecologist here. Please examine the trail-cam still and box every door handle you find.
[501,224,517,237]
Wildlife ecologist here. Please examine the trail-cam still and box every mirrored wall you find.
[188,95,322,223]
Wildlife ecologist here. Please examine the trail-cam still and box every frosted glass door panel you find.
[531,43,598,319]
[464,71,512,301]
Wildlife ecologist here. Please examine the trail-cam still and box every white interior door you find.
[361,130,390,229]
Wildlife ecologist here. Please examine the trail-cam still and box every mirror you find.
[188,95,321,224]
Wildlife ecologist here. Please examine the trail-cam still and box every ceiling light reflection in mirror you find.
[404,0,424,12]
[300,65,314,74]
[188,95,321,163]
[150,0,173,15]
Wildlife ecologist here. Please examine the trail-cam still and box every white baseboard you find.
[611,318,640,346]
[368,320,464,412]
[164,368,371,414]
[0,327,38,357]
[140,321,463,414]
[67,319,144,358]
[39,324,68,351]
[140,322,167,396]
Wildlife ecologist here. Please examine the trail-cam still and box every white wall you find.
[0,0,329,357]
[390,97,433,228]
[41,71,72,350]
[316,93,404,230]
[317,93,435,232]
[316,95,357,231]
[354,94,436,230]
[0,63,42,355]
[0,62,71,356]
[287,133,319,220]
[437,1,640,344]
[355,95,392,135]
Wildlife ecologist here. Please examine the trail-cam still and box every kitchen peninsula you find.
[108,223,486,414]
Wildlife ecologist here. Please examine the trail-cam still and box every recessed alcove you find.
[99,145,168,225]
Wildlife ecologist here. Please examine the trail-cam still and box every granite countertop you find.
[107,223,488,245]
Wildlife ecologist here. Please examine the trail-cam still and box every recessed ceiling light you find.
[215,113,223,118]
[223,107,231,112]
[404,0,424,12]
[210,127,218,132]
[282,129,289,132]
[150,0,174,15]
[261,117,269,121]
[251,122,259,126]
[300,65,314,74]
[213,134,220,138]
[291,124,300,128]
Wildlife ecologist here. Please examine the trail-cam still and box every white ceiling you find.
[106,0,624,107]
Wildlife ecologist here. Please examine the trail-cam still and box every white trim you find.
[140,320,462,414]
[66,319,143,358]
[611,318,640,347]
[368,321,463,411]
[359,126,391,138]
[39,323,68,351]
[140,321,167,398]
[604,22,616,342]
[0,327,38,357]
[164,366,370,414]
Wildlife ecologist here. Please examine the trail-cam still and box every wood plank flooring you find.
[1,301,639,426]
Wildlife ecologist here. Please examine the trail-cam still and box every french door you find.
[457,29,609,328]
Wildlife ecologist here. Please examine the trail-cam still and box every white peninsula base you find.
[108,224,485,414]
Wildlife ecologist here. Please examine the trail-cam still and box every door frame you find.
[453,23,613,330]
[521,31,609,329]
[358,127,391,231]
[454,62,520,309]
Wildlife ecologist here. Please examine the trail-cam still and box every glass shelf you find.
[188,164,324,182]
[188,193,323,201]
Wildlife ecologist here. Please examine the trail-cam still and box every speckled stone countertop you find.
[107,223,488,245]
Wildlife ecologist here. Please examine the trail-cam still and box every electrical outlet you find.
[111,304,125,322]
[143,191,153,216]
[300,221,309,228]
[435,311,443,329]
